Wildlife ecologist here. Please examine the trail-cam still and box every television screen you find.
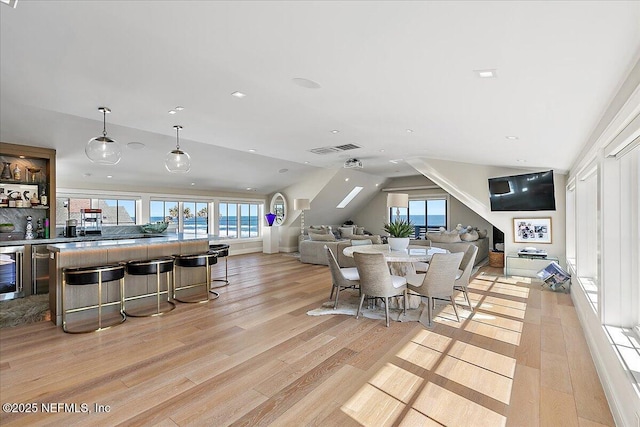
[488,170,556,211]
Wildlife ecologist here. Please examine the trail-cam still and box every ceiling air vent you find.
[309,143,362,155]
[334,143,361,151]
[309,146,341,155]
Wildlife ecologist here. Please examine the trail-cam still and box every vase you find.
[1,162,12,180]
[388,237,410,251]
[265,212,277,226]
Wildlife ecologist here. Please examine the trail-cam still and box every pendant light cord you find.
[176,126,180,150]
[102,109,107,138]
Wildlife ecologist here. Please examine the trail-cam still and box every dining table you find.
[342,244,448,275]
[342,244,449,309]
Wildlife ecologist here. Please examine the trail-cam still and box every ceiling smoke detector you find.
[344,158,363,169]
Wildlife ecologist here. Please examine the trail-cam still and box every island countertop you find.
[47,233,221,252]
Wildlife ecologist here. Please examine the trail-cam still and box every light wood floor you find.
[0,253,614,426]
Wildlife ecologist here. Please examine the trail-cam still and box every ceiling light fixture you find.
[506,136,519,140]
[86,107,121,165]
[474,69,497,78]
[331,130,340,134]
[165,125,191,173]
[127,142,145,150]
[175,106,184,111]
[168,110,177,115]
[406,129,414,133]
[292,78,321,89]
[231,91,246,98]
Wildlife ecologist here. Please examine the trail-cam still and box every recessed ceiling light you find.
[389,159,403,164]
[379,149,385,153]
[83,173,92,177]
[292,77,321,89]
[279,168,288,173]
[304,161,310,164]
[175,106,184,111]
[191,182,195,186]
[345,178,349,182]
[127,142,145,150]
[406,129,414,133]
[474,69,497,78]
[168,110,177,115]
[506,136,519,140]
[106,175,113,179]
[248,149,256,153]
[331,130,340,134]
[19,155,25,159]
[231,91,246,98]
[375,183,379,187]
[516,159,527,163]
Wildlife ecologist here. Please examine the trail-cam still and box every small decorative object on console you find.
[265,212,277,226]
[518,247,548,258]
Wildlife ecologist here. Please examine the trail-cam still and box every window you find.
[183,201,208,237]
[219,202,237,238]
[98,198,136,225]
[150,200,179,228]
[219,201,261,239]
[56,197,91,226]
[389,197,448,234]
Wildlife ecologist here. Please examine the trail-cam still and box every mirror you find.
[270,192,287,226]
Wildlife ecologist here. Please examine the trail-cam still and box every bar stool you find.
[173,251,218,303]
[209,243,230,292]
[62,264,126,334]
[124,257,176,317]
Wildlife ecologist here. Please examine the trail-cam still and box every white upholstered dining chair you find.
[353,252,407,327]
[405,252,464,327]
[325,245,360,309]
[453,245,478,312]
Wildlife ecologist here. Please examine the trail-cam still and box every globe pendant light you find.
[165,125,191,173]
[86,107,121,165]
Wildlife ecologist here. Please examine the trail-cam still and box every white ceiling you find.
[1,1,639,194]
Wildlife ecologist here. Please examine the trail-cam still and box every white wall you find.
[406,158,567,264]
[351,175,496,247]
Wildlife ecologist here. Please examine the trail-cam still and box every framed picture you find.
[513,217,552,244]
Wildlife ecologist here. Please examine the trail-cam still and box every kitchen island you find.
[47,234,218,326]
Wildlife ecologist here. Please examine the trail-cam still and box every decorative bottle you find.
[24,215,34,240]
[13,165,21,181]
[40,187,47,206]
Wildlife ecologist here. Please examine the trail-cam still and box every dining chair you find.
[353,252,407,327]
[413,240,431,273]
[325,246,360,309]
[405,252,464,326]
[453,245,478,312]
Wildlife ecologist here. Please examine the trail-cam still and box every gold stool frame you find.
[124,258,176,317]
[62,264,126,334]
[173,252,219,303]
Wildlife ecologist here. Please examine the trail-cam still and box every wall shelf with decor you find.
[0,142,56,235]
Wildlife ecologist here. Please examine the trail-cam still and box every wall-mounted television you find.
[488,170,556,211]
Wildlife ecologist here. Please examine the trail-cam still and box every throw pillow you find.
[427,231,462,243]
[355,226,365,235]
[351,239,372,246]
[339,226,355,238]
[460,230,479,241]
[308,232,336,242]
[308,225,328,234]
[477,229,488,239]
[369,234,383,244]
